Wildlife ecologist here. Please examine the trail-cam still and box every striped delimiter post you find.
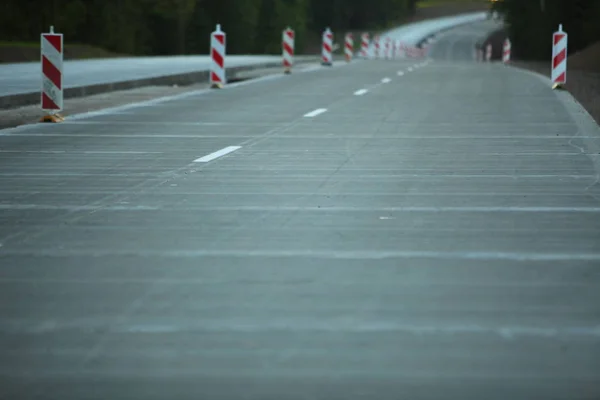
[360,33,369,58]
[345,33,353,62]
[41,26,64,122]
[373,35,381,59]
[551,24,567,89]
[322,27,333,66]
[502,38,511,63]
[485,43,492,62]
[210,24,226,88]
[282,27,294,74]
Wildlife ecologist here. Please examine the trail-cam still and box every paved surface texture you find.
[1,20,600,400]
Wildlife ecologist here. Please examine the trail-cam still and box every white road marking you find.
[354,89,368,96]
[193,146,241,163]
[407,67,413,72]
[397,71,405,76]
[303,108,328,117]
[381,78,391,83]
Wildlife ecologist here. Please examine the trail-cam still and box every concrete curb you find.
[0,56,323,110]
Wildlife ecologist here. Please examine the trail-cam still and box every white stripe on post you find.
[210,24,226,88]
[41,26,63,115]
[345,33,353,62]
[322,27,333,66]
[551,24,567,88]
[283,27,294,74]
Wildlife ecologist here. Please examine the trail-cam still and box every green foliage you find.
[497,0,600,60]
[1,0,417,55]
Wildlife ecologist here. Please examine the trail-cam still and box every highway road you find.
[0,12,486,99]
[1,19,600,400]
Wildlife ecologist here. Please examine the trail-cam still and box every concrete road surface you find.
[1,20,600,400]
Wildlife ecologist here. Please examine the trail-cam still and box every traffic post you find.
[373,35,381,59]
[360,33,369,58]
[210,24,226,89]
[503,38,511,63]
[283,27,294,74]
[321,27,333,66]
[552,24,567,89]
[345,33,353,62]
[40,26,64,123]
[486,43,492,61]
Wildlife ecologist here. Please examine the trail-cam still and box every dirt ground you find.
[482,28,600,125]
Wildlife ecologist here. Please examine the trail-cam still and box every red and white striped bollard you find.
[282,27,294,74]
[552,24,567,89]
[322,27,333,66]
[345,33,353,62]
[486,43,492,62]
[502,38,511,63]
[41,26,64,122]
[360,33,369,58]
[373,35,381,59]
[210,24,226,88]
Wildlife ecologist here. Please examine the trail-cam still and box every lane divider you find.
[194,146,241,163]
[304,108,327,117]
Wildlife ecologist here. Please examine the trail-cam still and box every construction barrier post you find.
[486,43,492,62]
[210,24,226,89]
[344,33,353,62]
[552,24,567,89]
[283,27,294,74]
[373,35,381,59]
[321,27,333,66]
[503,38,511,63]
[360,33,369,58]
[40,26,64,123]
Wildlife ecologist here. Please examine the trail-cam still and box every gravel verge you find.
[479,28,600,125]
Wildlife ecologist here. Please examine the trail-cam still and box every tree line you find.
[493,0,600,60]
[1,0,418,55]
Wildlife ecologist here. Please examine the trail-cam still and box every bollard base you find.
[210,82,224,89]
[40,114,64,123]
[321,62,333,67]
[284,69,292,75]
[552,83,565,90]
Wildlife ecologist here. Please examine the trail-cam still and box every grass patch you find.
[0,41,126,63]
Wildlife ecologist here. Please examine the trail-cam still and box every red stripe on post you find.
[214,34,225,45]
[553,33,565,46]
[553,48,566,68]
[44,34,62,53]
[555,71,566,83]
[283,42,294,55]
[323,43,332,52]
[42,56,62,89]
[212,48,224,68]
[210,71,222,83]
[42,92,59,110]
